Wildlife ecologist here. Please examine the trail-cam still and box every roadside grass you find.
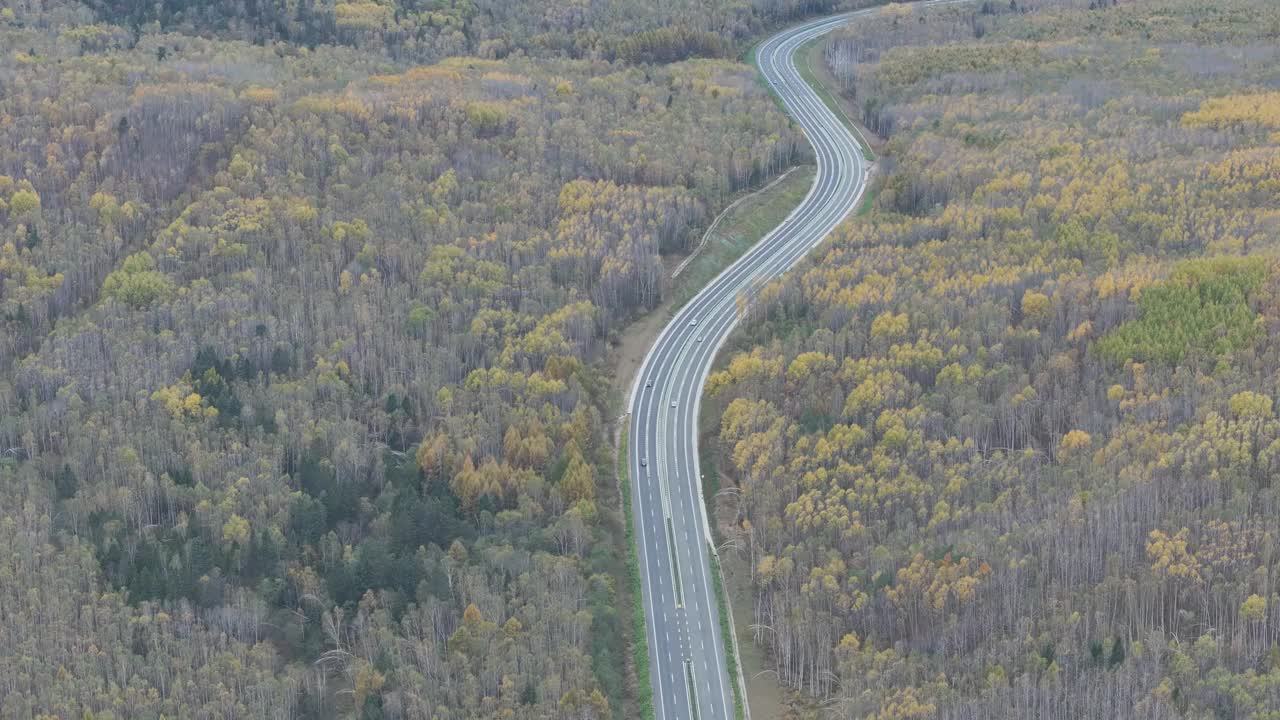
[617,432,656,720]
[698,405,748,720]
[700,444,720,518]
[857,179,881,217]
[586,476,630,712]
[709,549,746,720]
[668,166,816,312]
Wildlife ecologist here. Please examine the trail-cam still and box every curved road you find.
[625,8,897,720]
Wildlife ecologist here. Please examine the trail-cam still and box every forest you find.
[704,0,1280,717]
[0,0,887,716]
[9,0,1280,717]
[78,0,861,64]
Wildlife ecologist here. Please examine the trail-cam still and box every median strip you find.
[668,516,685,607]
[685,659,701,720]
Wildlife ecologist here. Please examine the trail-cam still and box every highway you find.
[624,8,887,720]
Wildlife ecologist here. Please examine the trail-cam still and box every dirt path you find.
[672,168,802,281]
[608,167,815,399]
[611,304,671,402]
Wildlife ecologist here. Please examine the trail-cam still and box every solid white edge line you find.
[628,3,976,720]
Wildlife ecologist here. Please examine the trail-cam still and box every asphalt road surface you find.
[623,8,893,720]
[627,2,974,716]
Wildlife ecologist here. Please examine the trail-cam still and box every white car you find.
[689,319,698,326]
[670,400,678,408]
[640,458,647,467]
[696,336,703,343]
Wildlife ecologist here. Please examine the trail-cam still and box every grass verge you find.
[710,548,746,720]
[857,178,880,217]
[700,443,720,521]
[618,432,656,720]
[669,166,816,311]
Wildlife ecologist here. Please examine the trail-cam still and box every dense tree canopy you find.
[69,0,880,64]
[0,0,816,716]
[707,0,1280,717]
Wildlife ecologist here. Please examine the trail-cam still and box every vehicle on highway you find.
[645,380,653,389]
[640,458,647,467]
[626,8,875,718]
